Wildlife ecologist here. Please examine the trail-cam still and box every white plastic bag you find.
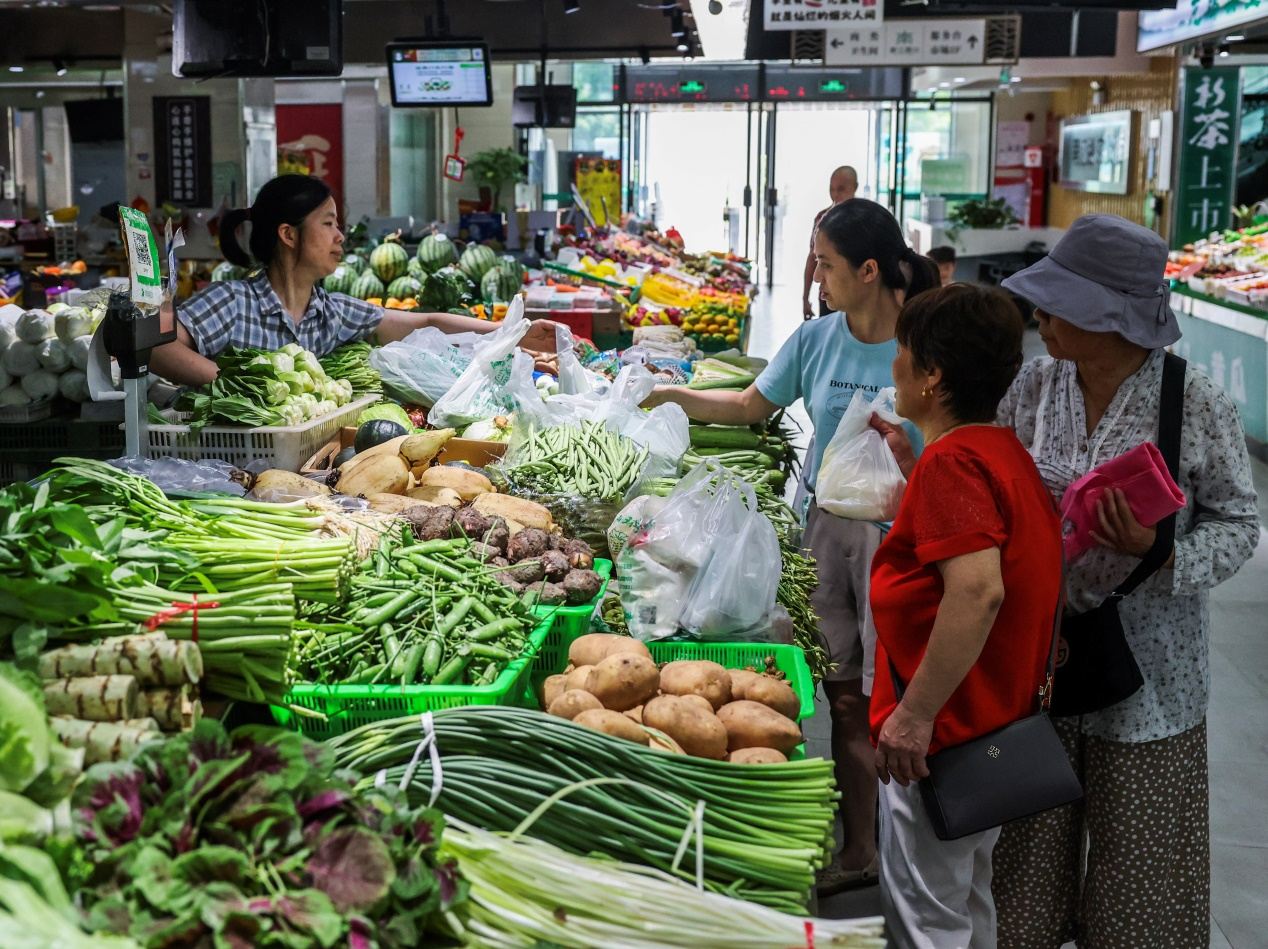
[815,387,907,521]
[368,327,477,406]
[618,463,782,642]
[429,298,531,428]
[555,323,592,396]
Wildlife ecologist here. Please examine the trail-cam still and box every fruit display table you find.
[1171,286,1268,452]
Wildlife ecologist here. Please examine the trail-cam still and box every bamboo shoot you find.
[135,685,201,731]
[43,675,138,721]
[50,717,161,765]
[38,635,202,687]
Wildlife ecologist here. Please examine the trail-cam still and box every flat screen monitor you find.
[512,85,578,128]
[387,42,493,107]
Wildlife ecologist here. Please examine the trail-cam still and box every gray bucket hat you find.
[1002,213,1181,348]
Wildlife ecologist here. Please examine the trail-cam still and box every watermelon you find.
[386,275,423,300]
[341,253,368,275]
[408,256,429,282]
[354,419,407,453]
[419,266,474,311]
[323,264,356,295]
[417,233,458,273]
[458,244,499,284]
[211,262,246,282]
[481,267,522,303]
[370,238,410,284]
[350,271,386,301]
[496,255,525,279]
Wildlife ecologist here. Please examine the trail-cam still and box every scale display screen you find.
[387,42,493,107]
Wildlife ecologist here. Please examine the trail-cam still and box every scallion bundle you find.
[443,819,885,949]
[330,707,838,912]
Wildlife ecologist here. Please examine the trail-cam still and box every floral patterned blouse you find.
[998,349,1260,743]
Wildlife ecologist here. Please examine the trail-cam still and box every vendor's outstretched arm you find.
[375,310,558,352]
[643,382,779,427]
[148,322,219,387]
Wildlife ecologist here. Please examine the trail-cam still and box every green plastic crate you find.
[530,558,613,680]
[645,641,816,723]
[271,616,552,741]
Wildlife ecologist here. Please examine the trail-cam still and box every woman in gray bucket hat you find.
[988,214,1261,948]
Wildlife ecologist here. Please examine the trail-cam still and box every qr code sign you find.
[130,229,152,271]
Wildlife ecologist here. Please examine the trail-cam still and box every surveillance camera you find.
[708,0,723,13]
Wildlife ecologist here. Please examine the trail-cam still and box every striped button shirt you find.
[178,272,382,358]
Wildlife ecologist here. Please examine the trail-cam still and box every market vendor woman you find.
[149,174,556,387]
[644,197,939,895]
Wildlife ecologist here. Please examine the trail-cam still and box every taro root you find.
[405,505,455,541]
[548,532,565,551]
[494,574,525,594]
[468,542,501,563]
[489,556,510,568]
[482,516,510,553]
[508,527,551,562]
[564,538,596,570]
[506,560,545,585]
[540,549,570,582]
[539,582,568,606]
[453,506,491,539]
[563,568,604,605]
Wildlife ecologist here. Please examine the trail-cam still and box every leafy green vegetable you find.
[74,720,467,948]
[0,664,51,793]
[357,401,414,431]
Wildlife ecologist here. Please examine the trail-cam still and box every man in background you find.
[803,166,858,319]
[928,245,957,287]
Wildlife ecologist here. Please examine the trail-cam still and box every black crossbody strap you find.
[889,559,1066,714]
[1108,352,1186,601]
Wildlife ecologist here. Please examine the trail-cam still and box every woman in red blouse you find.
[868,284,1063,949]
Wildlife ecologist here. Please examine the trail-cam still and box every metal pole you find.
[744,101,754,259]
[765,103,778,291]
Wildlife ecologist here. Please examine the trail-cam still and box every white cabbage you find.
[15,309,55,344]
[68,336,92,371]
[58,369,90,402]
[21,369,61,401]
[2,341,42,377]
[0,321,15,351]
[54,306,96,344]
[37,338,70,373]
[0,384,30,406]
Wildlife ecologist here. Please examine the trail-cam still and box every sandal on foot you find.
[815,855,880,897]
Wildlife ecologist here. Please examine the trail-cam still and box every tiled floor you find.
[747,281,1268,945]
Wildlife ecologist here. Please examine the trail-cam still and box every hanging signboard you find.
[1138,0,1268,53]
[763,65,906,101]
[152,96,211,208]
[764,0,883,32]
[575,158,622,226]
[622,64,761,103]
[1174,66,1241,247]
[1058,110,1135,195]
[824,18,987,66]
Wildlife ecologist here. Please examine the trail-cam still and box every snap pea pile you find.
[294,536,540,688]
[502,421,649,501]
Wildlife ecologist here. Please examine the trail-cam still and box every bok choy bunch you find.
[175,344,356,432]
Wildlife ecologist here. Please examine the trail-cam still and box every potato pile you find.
[542,633,802,764]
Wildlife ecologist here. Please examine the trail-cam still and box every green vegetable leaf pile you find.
[74,720,467,948]
[321,342,381,394]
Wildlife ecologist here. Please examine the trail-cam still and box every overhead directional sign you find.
[764,0,883,32]
[825,18,986,66]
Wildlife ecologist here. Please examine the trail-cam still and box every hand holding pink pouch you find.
[1060,442,1186,560]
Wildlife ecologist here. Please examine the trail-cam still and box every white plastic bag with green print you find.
[428,297,531,428]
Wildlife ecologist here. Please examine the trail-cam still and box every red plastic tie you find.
[804,921,815,949]
[143,593,220,642]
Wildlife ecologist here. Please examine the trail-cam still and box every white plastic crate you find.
[147,393,380,472]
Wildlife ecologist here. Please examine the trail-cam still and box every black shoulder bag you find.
[1048,352,1186,718]
[889,568,1084,841]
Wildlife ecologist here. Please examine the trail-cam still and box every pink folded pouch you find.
[1060,442,1187,560]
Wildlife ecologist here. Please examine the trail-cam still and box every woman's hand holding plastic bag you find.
[815,386,908,521]
[428,298,532,428]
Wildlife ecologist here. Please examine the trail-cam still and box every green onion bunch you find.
[329,707,838,913]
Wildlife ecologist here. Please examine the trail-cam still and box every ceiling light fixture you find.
[953,77,966,83]
[53,57,68,76]
[8,66,24,73]
[1218,43,1230,57]
[562,0,580,12]
[1227,34,1245,41]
